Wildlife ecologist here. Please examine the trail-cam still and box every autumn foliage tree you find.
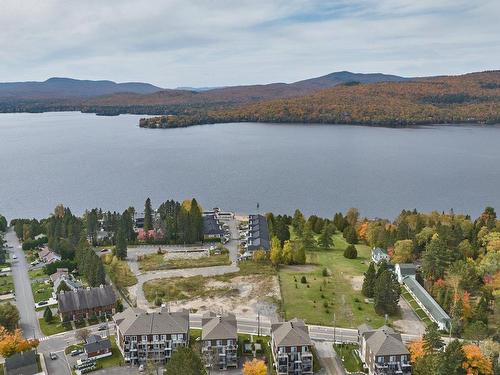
[462,344,493,375]
[0,326,39,357]
[243,359,267,375]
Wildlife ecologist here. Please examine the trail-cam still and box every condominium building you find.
[201,312,238,370]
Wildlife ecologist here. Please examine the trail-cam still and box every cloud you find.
[0,0,498,87]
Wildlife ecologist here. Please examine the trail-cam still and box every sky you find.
[1,0,499,88]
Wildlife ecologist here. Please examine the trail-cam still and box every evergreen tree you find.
[318,224,333,249]
[292,209,306,237]
[343,225,358,244]
[115,221,128,260]
[301,223,316,249]
[422,236,450,281]
[376,260,389,279]
[437,340,466,375]
[43,306,53,323]
[333,212,346,232]
[362,262,376,297]
[144,197,153,231]
[293,241,306,265]
[423,323,445,354]
[373,270,400,315]
[343,244,358,259]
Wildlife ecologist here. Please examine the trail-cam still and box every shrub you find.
[343,245,358,259]
[300,276,307,284]
[323,301,329,308]
[322,268,328,277]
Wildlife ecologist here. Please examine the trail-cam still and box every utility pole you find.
[257,310,260,337]
[333,313,336,344]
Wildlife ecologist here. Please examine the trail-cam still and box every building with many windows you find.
[358,325,411,375]
[271,318,313,375]
[113,308,189,365]
[201,312,238,370]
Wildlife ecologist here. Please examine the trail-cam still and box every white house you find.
[371,248,390,264]
[394,263,417,283]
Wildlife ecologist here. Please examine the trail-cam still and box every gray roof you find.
[5,350,38,375]
[58,285,116,313]
[397,263,417,275]
[247,214,270,251]
[403,276,450,324]
[201,312,237,341]
[114,308,189,336]
[360,326,409,356]
[372,248,388,256]
[271,318,312,347]
[84,335,112,354]
[203,215,224,236]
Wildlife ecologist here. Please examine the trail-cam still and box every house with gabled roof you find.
[358,325,411,375]
[201,312,238,370]
[271,318,313,375]
[57,284,116,321]
[371,247,390,264]
[84,334,112,359]
[113,307,189,365]
[394,263,416,283]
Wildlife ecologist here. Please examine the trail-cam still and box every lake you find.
[0,112,499,220]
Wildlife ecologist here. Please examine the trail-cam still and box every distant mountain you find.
[141,71,500,128]
[0,77,163,99]
[290,71,408,90]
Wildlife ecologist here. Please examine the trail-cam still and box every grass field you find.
[139,253,230,271]
[334,344,364,372]
[39,316,72,336]
[95,337,123,369]
[0,274,14,295]
[28,268,47,279]
[103,255,137,288]
[31,281,52,303]
[279,233,386,328]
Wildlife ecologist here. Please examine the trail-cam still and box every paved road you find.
[6,228,42,339]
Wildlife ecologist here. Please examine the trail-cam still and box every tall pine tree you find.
[362,262,376,298]
[144,198,153,231]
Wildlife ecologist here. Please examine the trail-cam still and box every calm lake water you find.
[0,112,499,220]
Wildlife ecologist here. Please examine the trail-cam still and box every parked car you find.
[138,364,144,372]
[12,255,17,260]
[30,260,39,266]
[70,349,84,356]
[38,301,48,306]
[50,352,57,360]
[98,324,107,331]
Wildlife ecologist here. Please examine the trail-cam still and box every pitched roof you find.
[372,248,388,256]
[201,312,237,341]
[361,326,409,356]
[50,268,69,283]
[247,214,270,251]
[271,318,312,347]
[114,308,189,336]
[203,215,224,236]
[5,350,38,375]
[403,276,450,324]
[397,263,417,273]
[84,335,112,353]
[58,285,116,313]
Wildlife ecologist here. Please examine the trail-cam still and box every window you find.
[216,340,222,346]
[302,346,309,352]
[153,335,159,341]
[161,335,166,341]
[377,357,384,363]
[131,336,137,342]
[401,355,407,362]
[291,347,297,353]
[142,335,147,342]
[390,356,396,362]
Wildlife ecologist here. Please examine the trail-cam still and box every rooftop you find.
[58,285,116,313]
[114,307,189,335]
[359,325,409,356]
[403,276,450,324]
[201,312,237,341]
[271,318,312,347]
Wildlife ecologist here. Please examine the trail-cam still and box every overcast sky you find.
[1,0,499,88]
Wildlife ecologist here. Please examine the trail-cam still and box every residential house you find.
[402,276,450,331]
[271,318,313,375]
[57,285,116,321]
[53,274,81,293]
[371,248,390,264]
[358,325,411,375]
[201,312,238,370]
[203,214,224,240]
[49,268,69,283]
[39,247,61,264]
[244,214,270,254]
[394,263,417,284]
[84,334,112,359]
[4,350,41,375]
[113,307,189,365]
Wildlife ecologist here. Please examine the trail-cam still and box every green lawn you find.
[95,337,123,369]
[0,274,14,295]
[139,253,230,271]
[28,268,47,279]
[334,344,364,372]
[279,233,387,328]
[31,281,52,303]
[39,316,72,336]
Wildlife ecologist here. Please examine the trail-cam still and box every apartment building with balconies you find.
[201,312,238,370]
[113,307,189,365]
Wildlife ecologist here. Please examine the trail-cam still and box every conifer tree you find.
[362,262,376,298]
[318,224,333,249]
[144,197,153,231]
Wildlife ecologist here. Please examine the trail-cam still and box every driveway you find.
[5,228,42,339]
[314,341,347,375]
[393,297,426,336]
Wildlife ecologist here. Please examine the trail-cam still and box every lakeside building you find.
[244,214,270,254]
[57,285,116,321]
[203,213,225,240]
[201,312,238,370]
[371,248,390,264]
[271,318,313,375]
[402,275,450,331]
[358,325,411,375]
[113,308,189,365]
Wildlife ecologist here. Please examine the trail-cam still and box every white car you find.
[12,255,17,260]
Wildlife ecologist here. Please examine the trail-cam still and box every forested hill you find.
[0,71,406,114]
[141,71,500,128]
